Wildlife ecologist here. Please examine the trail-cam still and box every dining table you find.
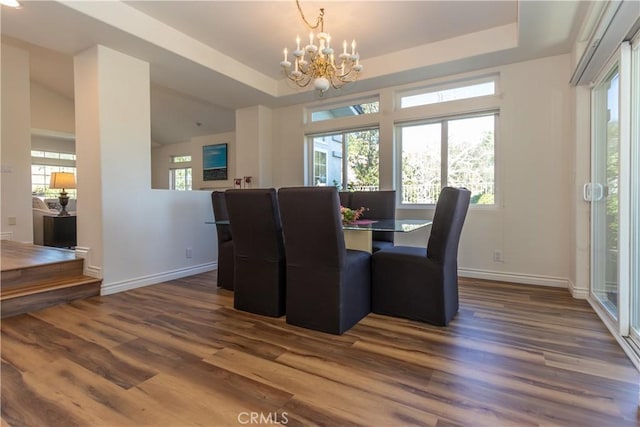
[207,218,432,253]
[342,219,433,253]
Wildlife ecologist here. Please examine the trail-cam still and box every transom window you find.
[398,112,496,205]
[310,99,379,122]
[171,155,192,163]
[399,76,496,109]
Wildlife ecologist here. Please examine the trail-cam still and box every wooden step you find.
[1,276,102,318]
[1,241,101,318]
[1,258,85,291]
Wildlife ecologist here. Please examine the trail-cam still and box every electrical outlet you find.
[186,247,193,259]
[493,250,503,263]
[7,217,16,226]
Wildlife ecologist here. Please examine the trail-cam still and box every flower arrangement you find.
[340,205,367,225]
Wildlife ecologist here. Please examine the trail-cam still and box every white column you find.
[74,45,151,281]
[1,43,33,243]
[235,105,273,187]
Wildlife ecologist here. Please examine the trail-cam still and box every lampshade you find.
[49,172,76,190]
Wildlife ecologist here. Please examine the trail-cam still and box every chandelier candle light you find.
[281,0,363,94]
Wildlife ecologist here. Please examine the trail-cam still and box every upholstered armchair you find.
[32,196,59,245]
[371,187,471,326]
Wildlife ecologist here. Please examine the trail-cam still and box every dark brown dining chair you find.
[211,191,234,290]
[225,188,286,317]
[278,186,371,334]
[339,191,352,208]
[371,187,471,326]
[350,190,396,252]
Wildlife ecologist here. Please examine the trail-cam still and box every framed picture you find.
[203,143,228,181]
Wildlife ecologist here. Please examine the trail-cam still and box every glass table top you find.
[341,219,432,232]
[209,219,432,233]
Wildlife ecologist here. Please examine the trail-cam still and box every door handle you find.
[583,183,592,201]
[583,183,605,201]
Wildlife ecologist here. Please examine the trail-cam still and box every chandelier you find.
[280,0,363,94]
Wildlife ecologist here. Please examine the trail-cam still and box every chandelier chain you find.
[296,0,324,32]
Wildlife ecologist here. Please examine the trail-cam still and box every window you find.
[310,99,379,122]
[313,149,328,185]
[310,128,379,191]
[399,77,496,109]
[170,168,192,191]
[399,112,496,205]
[31,150,77,199]
[171,155,192,163]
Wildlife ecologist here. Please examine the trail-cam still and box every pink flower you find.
[341,205,367,224]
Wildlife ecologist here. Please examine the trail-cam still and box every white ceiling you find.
[1,1,590,145]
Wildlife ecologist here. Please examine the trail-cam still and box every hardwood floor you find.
[1,272,638,426]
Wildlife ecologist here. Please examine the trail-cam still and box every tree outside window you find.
[311,128,379,191]
[170,168,192,191]
[400,113,496,205]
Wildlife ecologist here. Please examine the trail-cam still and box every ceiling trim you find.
[57,0,279,96]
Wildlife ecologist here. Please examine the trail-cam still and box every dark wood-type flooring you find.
[1,271,638,426]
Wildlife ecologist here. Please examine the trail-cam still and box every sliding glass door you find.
[630,34,640,349]
[590,38,638,347]
[591,62,622,319]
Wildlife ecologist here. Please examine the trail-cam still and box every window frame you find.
[395,110,499,209]
[307,126,380,191]
[313,148,329,186]
[306,96,380,124]
[397,74,499,110]
[31,150,77,199]
[169,167,193,191]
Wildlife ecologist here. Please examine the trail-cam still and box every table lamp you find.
[49,172,76,216]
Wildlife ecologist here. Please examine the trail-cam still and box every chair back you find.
[278,187,345,270]
[339,191,352,208]
[225,188,286,316]
[211,191,232,243]
[350,190,396,243]
[427,187,471,265]
[225,189,285,262]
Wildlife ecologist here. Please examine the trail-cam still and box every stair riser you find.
[1,259,84,290]
[1,281,101,318]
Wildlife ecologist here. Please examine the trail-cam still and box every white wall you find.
[30,81,75,134]
[1,43,33,243]
[272,54,575,290]
[74,45,216,293]
[151,131,235,191]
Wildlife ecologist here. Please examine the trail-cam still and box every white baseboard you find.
[101,262,217,296]
[74,246,102,279]
[459,268,569,289]
[0,232,13,240]
[568,278,589,299]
